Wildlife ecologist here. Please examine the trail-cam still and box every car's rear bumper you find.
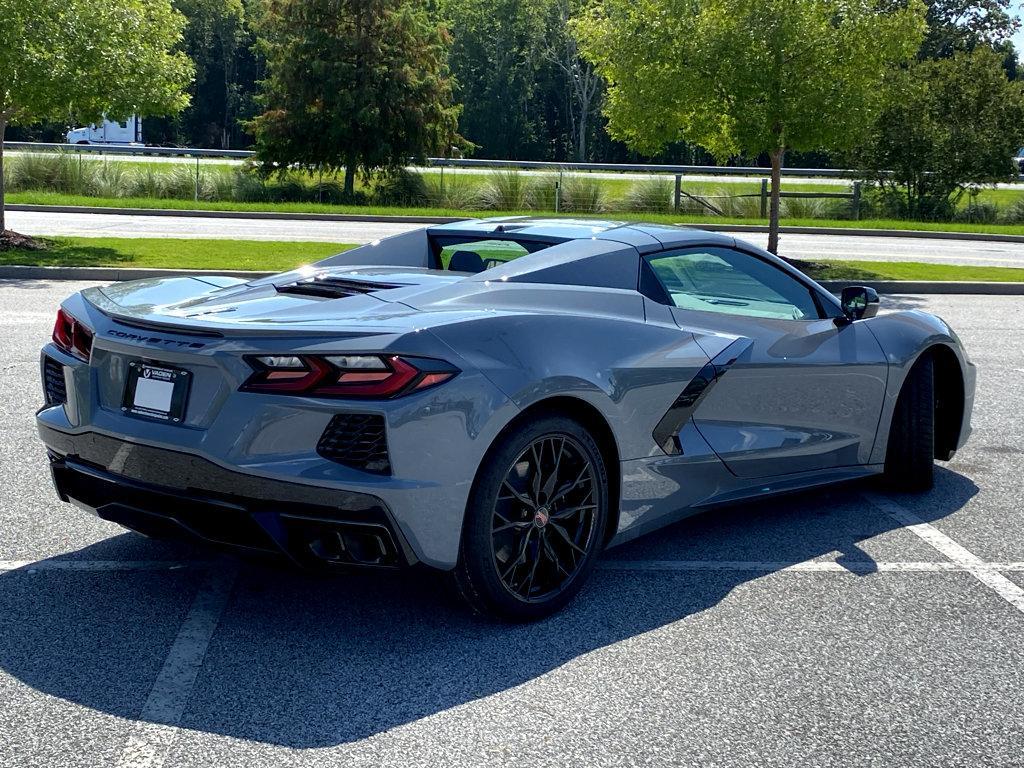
[40,424,418,570]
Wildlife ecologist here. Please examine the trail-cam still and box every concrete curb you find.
[699,223,1024,243]
[815,280,1024,295]
[3,264,1024,294]
[9,203,1024,244]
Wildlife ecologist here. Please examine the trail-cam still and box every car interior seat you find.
[448,250,486,273]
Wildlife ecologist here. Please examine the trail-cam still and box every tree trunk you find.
[767,147,784,255]
[343,152,356,198]
[0,114,7,235]
[576,106,587,163]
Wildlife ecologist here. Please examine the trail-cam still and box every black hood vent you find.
[276,275,407,299]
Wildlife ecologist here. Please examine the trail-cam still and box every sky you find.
[1015,2,1024,52]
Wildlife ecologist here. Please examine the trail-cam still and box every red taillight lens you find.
[241,354,457,399]
[52,309,73,351]
[52,308,93,362]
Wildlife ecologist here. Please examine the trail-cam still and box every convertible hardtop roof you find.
[427,216,736,253]
[311,215,829,301]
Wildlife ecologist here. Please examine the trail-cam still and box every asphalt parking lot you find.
[1,281,1023,767]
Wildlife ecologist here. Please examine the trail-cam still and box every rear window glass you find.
[433,238,549,273]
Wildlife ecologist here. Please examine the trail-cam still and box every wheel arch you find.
[472,395,623,547]
[894,343,965,462]
[927,343,966,461]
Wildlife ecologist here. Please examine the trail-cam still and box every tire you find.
[884,354,935,492]
[453,415,609,621]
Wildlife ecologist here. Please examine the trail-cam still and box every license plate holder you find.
[122,362,190,423]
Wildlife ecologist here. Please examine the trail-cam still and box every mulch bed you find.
[0,230,46,251]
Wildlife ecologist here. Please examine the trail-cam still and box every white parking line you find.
[604,560,968,572]
[864,493,1024,614]
[116,564,238,768]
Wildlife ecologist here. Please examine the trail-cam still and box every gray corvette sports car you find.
[37,217,975,619]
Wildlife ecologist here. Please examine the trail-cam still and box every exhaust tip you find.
[282,515,401,568]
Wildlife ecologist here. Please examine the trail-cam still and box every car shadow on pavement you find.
[0,467,977,748]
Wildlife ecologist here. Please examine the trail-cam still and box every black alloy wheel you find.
[491,434,600,602]
[453,415,609,621]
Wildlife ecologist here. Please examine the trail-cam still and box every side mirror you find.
[840,286,880,321]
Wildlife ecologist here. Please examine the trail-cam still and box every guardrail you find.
[5,141,253,158]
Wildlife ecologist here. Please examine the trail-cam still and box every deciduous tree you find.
[439,0,551,159]
[916,0,1019,58]
[855,48,1024,219]
[542,0,603,162]
[171,0,253,149]
[574,0,925,253]
[0,0,192,241]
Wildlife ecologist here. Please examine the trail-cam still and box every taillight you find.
[241,354,457,399]
[52,308,93,362]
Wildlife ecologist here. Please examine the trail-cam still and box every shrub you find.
[625,177,674,213]
[205,169,238,202]
[424,172,483,210]
[872,187,956,221]
[526,174,559,211]
[8,151,98,194]
[821,191,875,220]
[780,196,830,219]
[128,167,164,199]
[561,174,606,213]
[311,179,348,205]
[481,169,528,210]
[265,174,309,203]
[998,198,1024,224]
[705,187,759,218]
[232,172,270,202]
[89,162,131,198]
[156,166,201,200]
[953,200,999,224]
[370,169,428,206]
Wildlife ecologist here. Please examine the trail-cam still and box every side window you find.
[646,248,821,320]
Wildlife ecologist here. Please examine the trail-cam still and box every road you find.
[1,283,1023,766]
[8,208,1024,267]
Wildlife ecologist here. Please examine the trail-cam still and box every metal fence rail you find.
[5,141,253,158]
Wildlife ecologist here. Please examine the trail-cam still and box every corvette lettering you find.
[107,329,206,349]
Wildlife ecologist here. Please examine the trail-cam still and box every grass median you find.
[0,237,355,272]
[2,235,1024,282]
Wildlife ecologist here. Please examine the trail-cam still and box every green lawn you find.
[2,235,1023,282]
[800,260,1024,282]
[11,190,1024,236]
[0,237,354,272]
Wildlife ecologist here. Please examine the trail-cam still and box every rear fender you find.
[429,313,713,462]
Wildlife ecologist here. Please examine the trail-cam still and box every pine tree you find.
[250,0,460,196]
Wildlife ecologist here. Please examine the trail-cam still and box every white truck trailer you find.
[65,116,143,145]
